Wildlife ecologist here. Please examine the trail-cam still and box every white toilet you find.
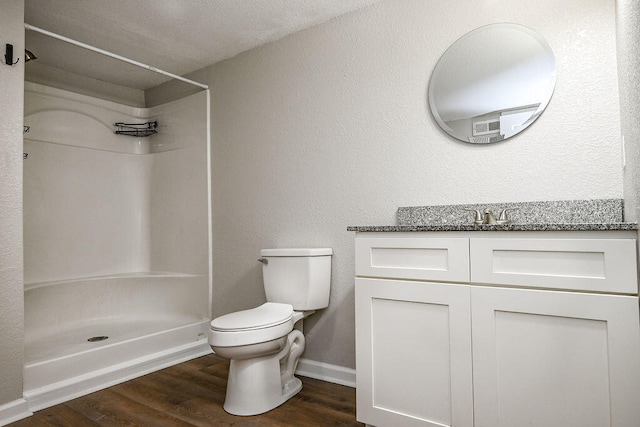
[209,247,332,416]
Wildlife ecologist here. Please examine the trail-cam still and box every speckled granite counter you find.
[348,199,638,232]
[347,223,638,232]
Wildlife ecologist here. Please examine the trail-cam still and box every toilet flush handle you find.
[258,258,268,265]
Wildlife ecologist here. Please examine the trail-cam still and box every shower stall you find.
[22,81,212,411]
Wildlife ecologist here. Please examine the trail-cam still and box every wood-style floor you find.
[11,354,362,426]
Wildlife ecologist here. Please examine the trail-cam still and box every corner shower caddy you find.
[114,121,158,137]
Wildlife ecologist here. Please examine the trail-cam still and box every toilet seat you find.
[210,303,294,347]
[212,302,293,331]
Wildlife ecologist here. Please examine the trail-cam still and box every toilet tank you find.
[260,248,332,310]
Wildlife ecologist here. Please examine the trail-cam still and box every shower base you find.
[24,317,211,411]
[23,273,212,412]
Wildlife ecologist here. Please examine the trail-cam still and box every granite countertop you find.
[348,199,638,232]
[347,223,638,232]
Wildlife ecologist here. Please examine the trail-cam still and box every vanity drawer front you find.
[470,238,638,294]
[355,237,470,282]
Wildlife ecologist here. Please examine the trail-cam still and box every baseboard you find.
[24,340,212,412]
[295,358,356,388]
[0,398,32,426]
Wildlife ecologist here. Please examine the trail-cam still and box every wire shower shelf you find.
[114,121,158,137]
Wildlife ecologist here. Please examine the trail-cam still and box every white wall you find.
[0,0,25,407]
[618,1,640,221]
[147,0,622,369]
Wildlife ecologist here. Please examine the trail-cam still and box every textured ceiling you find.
[24,0,378,90]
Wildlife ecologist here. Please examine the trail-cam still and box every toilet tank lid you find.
[260,248,333,257]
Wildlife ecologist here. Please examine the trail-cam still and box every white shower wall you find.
[23,82,209,284]
[21,82,211,407]
[147,94,209,275]
[24,83,149,283]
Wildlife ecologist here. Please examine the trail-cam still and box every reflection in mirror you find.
[428,23,556,144]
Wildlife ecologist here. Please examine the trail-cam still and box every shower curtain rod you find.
[24,23,209,90]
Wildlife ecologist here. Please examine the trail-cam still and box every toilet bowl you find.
[210,303,309,415]
[209,247,332,416]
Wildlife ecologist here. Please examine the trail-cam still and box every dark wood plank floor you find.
[11,354,362,426]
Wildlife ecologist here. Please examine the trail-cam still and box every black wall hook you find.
[5,44,19,66]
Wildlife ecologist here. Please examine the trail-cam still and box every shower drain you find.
[87,336,109,342]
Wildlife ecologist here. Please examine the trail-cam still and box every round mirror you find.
[428,23,556,144]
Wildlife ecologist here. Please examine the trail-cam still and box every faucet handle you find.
[464,208,483,225]
[497,207,519,224]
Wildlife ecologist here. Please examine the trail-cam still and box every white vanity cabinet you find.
[354,232,640,427]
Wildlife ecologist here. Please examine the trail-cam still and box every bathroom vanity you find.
[350,224,640,427]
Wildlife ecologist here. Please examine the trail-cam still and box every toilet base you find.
[222,330,305,416]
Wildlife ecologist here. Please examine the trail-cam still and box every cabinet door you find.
[471,286,640,427]
[355,278,473,427]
